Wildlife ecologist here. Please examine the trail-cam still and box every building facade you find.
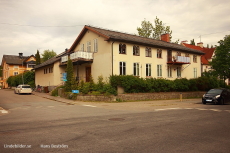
[1,53,36,88]
[34,25,204,88]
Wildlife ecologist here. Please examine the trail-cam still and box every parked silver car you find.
[14,84,32,95]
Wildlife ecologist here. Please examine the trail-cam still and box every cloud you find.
[0,0,230,60]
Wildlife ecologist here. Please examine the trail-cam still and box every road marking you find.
[47,106,55,108]
[0,110,8,114]
[82,105,97,108]
[209,109,222,112]
[196,108,208,111]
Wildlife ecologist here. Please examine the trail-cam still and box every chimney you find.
[180,40,188,45]
[161,33,170,42]
[197,42,203,48]
[19,53,23,58]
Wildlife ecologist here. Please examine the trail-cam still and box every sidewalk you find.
[32,91,202,111]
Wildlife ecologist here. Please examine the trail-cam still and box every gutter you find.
[112,41,115,76]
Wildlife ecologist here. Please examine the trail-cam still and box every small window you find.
[94,39,98,53]
[80,44,84,51]
[177,52,181,56]
[119,62,126,75]
[193,55,197,63]
[133,46,140,56]
[145,47,151,57]
[87,41,91,52]
[14,65,19,70]
[119,44,126,54]
[157,49,162,58]
[14,72,18,76]
[185,53,189,57]
[133,63,139,76]
[146,64,151,76]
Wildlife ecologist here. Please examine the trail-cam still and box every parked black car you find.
[202,88,230,105]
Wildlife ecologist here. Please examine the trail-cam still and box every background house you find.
[34,25,204,89]
[1,53,36,88]
[181,42,215,73]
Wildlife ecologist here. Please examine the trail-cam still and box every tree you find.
[35,50,41,65]
[210,35,230,84]
[190,39,195,45]
[137,16,172,41]
[41,50,57,62]
[64,59,76,92]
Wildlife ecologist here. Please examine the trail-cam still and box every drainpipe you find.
[111,41,115,76]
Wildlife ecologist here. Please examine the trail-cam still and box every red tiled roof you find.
[182,43,215,65]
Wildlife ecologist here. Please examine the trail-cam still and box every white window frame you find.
[87,41,91,52]
[145,47,152,57]
[14,65,19,70]
[133,46,140,56]
[14,71,18,76]
[133,63,140,76]
[94,39,98,53]
[194,68,197,78]
[168,66,172,78]
[80,44,84,51]
[157,65,162,77]
[146,63,151,77]
[119,62,126,75]
[177,67,181,78]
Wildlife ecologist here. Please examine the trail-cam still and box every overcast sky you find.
[0,0,230,61]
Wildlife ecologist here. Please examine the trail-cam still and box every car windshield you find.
[207,89,223,94]
[22,86,31,88]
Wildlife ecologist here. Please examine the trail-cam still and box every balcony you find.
[61,51,93,65]
[167,56,190,65]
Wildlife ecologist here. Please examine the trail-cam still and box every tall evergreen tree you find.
[35,50,41,65]
[65,59,74,92]
[190,39,195,45]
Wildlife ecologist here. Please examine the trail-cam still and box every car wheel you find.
[202,100,206,104]
[14,90,17,94]
[220,99,224,105]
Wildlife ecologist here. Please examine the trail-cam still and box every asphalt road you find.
[1,89,230,153]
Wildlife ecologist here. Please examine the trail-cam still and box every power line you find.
[0,23,84,27]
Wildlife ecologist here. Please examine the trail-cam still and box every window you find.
[177,52,181,56]
[87,41,91,52]
[14,72,18,76]
[28,64,35,68]
[44,68,48,74]
[94,39,98,52]
[157,65,162,77]
[185,53,189,57]
[49,67,53,73]
[119,62,126,75]
[119,44,126,54]
[133,63,139,76]
[146,64,151,76]
[168,66,172,77]
[145,47,151,57]
[157,49,162,58]
[177,67,181,78]
[14,65,19,70]
[193,55,197,63]
[133,46,140,56]
[194,68,197,78]
[80,44,84,51]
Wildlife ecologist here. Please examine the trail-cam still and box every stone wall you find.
[72,91,205,102]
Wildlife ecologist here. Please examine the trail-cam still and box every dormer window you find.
[119,44,126,54]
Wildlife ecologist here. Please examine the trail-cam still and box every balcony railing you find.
[70,51,93,60]
[168,56,190,64]
[61,55,68,63]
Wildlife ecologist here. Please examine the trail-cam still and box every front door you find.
[85,67,91,82]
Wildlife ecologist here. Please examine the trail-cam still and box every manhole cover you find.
[108,118,125,121]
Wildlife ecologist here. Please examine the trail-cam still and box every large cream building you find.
[34,25,204,88]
